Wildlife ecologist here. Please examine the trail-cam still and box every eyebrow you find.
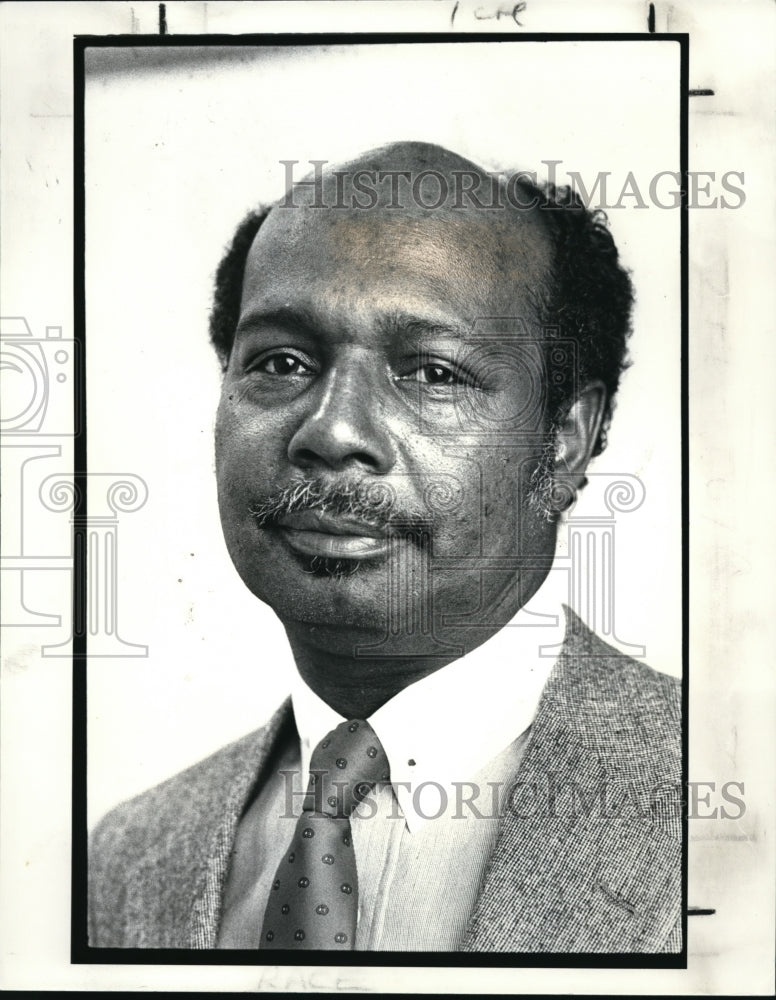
[375,309,473,343]
[235,305,320,339]
[236,304,474,344]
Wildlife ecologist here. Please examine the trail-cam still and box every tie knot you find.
[305,719,390,817]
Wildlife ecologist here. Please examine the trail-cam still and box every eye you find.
[418,363,460,386]
[396,359,475,393]
[254,352,314,377]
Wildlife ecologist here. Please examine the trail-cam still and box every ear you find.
[553,381,607,489]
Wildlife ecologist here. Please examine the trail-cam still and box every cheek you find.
[214,401,246,499]
[213,399,231,477]
[215,395,287,474]
[444,449,544,553]
[215,398,274,523]
[480,466,522,546]
[415,452,501,554]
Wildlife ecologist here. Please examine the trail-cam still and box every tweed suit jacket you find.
[89,610,683,952]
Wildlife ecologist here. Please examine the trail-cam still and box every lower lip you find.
[279,527,389,560]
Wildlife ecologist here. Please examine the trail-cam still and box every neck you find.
[284,568,551,718]
[287,636,459,719]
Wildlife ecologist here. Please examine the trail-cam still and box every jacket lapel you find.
[462,617,681,953]
[188,698,294,947]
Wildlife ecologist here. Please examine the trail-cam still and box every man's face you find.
[215,199,558,653]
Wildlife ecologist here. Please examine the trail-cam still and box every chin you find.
[294,553,371,579]
[244,553,394,632]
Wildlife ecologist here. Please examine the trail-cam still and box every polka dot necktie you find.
[259,718,390,950]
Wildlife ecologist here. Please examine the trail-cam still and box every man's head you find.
[211,142,633,662]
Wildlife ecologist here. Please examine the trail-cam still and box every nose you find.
[287,364,396,474]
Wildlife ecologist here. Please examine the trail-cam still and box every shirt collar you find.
[291,581,565,833]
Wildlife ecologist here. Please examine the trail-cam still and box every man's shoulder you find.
[469,615,683,954]
[547,609,682,773]
[562,610,681,706]
[92,699,291,851]
[89,700,292,947]
[93,725,262,848]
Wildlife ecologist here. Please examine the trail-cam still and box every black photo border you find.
[72,30,690,971]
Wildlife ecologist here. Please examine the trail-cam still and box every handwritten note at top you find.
[451,2,528,27]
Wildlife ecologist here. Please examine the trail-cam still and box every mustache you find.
[249,477,427,531]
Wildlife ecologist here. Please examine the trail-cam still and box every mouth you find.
[274,509,389,560]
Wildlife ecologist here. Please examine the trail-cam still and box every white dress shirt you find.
[217,590,565,950]
[292,595,562,833]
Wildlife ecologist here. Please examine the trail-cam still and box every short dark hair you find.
[529,181,634,456]
[210,206,270,370]
[209,183,633,457]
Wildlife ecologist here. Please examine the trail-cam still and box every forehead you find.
[239,203,552,333]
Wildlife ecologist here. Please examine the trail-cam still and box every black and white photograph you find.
[0,1,774,995]
[84,35,684,958]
